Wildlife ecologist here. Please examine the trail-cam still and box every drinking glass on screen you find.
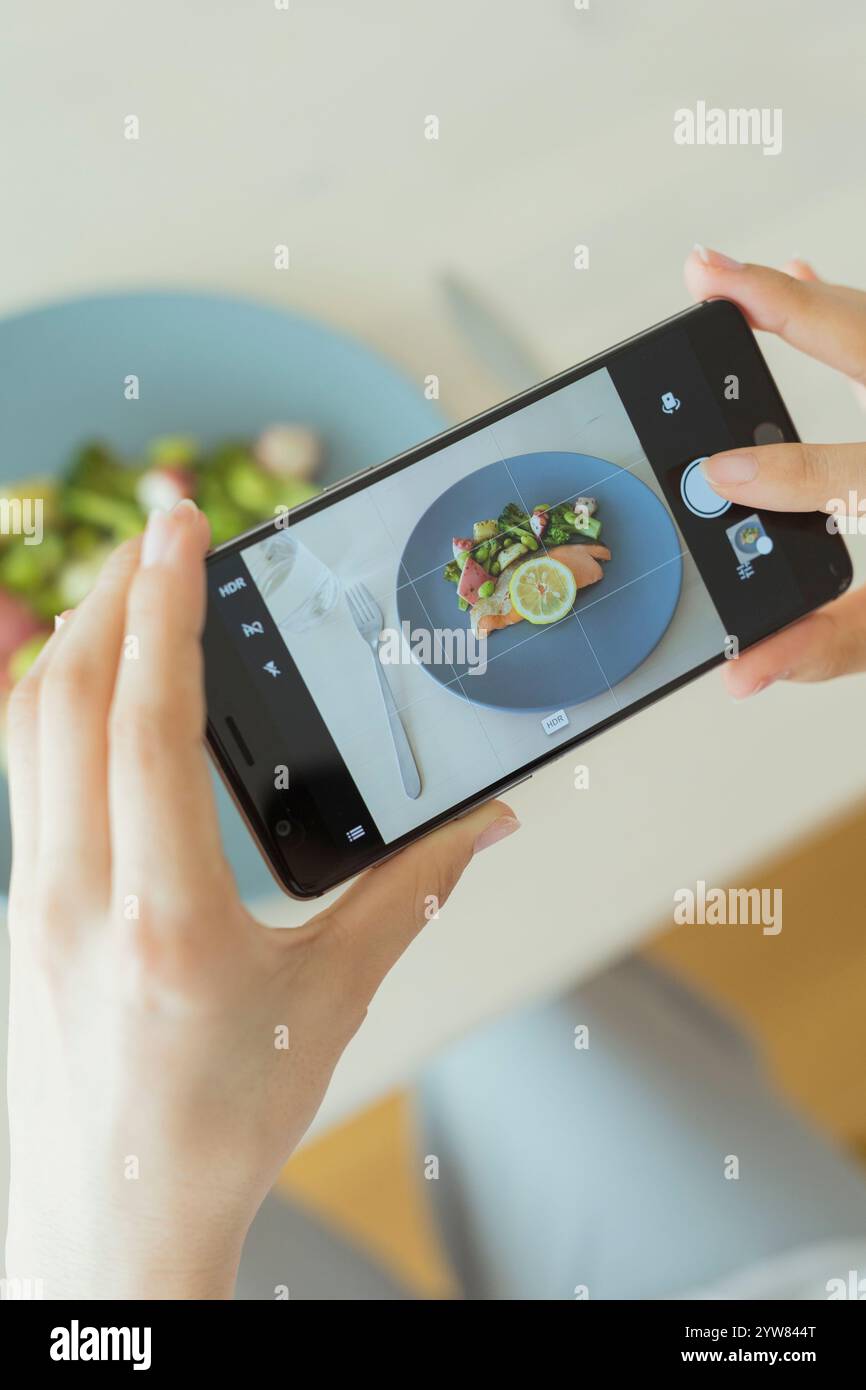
[257,531,340,634]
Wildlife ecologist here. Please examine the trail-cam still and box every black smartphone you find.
[203,300,852,898]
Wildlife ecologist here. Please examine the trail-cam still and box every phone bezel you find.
[204,299,853,898]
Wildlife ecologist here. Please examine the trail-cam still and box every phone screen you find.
[204,302,849,895]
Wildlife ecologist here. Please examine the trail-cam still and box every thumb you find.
[322,799,519,1001]
[700,441,866,514]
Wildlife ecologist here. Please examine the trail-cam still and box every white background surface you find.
[1,0,865,1194]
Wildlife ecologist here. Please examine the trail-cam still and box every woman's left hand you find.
[4,501,517,1298]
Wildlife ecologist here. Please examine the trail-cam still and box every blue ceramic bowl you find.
[0,291,443,900]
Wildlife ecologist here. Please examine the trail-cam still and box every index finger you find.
[684,247,866,386]
[108,502,233,922]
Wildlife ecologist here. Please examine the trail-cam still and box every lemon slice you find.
[509,556,577,625]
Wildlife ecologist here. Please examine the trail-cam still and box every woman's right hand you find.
[684,247,866,698]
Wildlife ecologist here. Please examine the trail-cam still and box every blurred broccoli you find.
[0,423,323,703]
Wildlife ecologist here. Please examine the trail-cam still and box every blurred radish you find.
[254,425,321,481]
[136,466,196,513]
[0,589,49,693]
[0,589,44,664]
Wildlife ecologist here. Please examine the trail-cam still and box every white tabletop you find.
[1,0,864,1155]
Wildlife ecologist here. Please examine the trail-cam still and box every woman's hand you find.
[4,501,518,1298]
[685,247,866,697]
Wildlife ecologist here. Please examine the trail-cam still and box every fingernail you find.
[54,609,74,630]
[694,243,743,270]
[739,669,792,699]
[473,815,521,854]
[140,508,174,568]
[702,452,758,485]
[141,501,202,568]
[176,496,209,544]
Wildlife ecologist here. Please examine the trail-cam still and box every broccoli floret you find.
[498,501,530,530]
[545,524,572,546]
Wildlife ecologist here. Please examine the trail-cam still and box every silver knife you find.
[439,271,546,396]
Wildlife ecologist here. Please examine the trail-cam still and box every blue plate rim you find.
[0,286,447,435]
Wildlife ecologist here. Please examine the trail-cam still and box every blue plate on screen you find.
[0,291,444,901]
[397,451,682,711]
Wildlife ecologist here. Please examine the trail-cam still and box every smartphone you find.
[203,300,852,898]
